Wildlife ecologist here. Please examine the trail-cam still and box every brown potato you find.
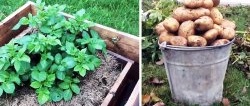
[178,20,195,38]
[155,22,166,35]
[183,0,204,8]
[221,19,236,29]
[194,16,214,31]
[173,7,210,22]
[162,17,180,32]
[213,24,223,34]
[219,27,235,40]
[187,35,207,47]
[169,36,188,46]
[203,0,214,8]
[158,31,175,43]
[212,0,220,7]
[210,7,223,24]
[211,39,230,46]
[202,29,218,44]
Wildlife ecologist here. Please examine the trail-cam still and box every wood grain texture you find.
[101,61,134,106]
[125,79,140,106]
[0,2,33,46]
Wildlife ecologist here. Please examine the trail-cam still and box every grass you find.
[0,0,139,35]
[142,64,250,105]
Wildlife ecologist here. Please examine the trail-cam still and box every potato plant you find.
[0,1,106,105]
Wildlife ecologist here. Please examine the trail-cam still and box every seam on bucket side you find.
[164,56,230,66]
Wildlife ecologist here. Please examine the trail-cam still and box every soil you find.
[0,54,122,106]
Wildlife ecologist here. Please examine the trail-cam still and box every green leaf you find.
[38,93,50,105]
[82,64,90,70]
[47,74,55,81]
[79,68,86,77]
[92,43,103,50]
[0,75,5,82]
[55,53,62,64]
[20,17,29,25]
[88,63,95,70]
[40,26,52,33]
[17,61,30,75]
[30,81,42,89]
[88,44,96,54]
[59,82,69,89]
[9,72,21,85]
[50,90,63,102]
[54,23,63,29]
[55,39,62,46]
[62,57,76,69]
[0,71,9,79]
[63,89,72,101]
[56,71,65,80]
[76,9,85,17]
[82,31,90,39]
[38,60,50,71]
[73,78,80,83]
[44,81,53,87]
[90,30,100,38]
[92,58,101,67]
[12,23,21,30]
[19,55,30,63]
[74,65,82,71]
[0,88,3,96]
[70,84,80,94]
[31,70,47,82]
[58,65,66,72]
[14,61,21,72]
[1,82,15,94]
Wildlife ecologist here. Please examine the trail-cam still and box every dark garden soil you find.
[0,54,122,106]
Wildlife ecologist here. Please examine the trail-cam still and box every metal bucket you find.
[159,40,234,106]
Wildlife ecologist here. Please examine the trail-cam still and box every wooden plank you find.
[101,61,134,106]
[59,12,140,63]
[125,79,140,106]
[0,2,34,46]
[15,27,32,39]
[0,1,32,36]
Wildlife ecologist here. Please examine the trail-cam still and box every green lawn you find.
[0,0,139,35]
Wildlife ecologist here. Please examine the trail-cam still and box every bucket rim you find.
[159,38,235,51]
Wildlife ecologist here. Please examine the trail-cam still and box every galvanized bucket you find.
[159,40,234,106]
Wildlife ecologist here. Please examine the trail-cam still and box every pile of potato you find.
[156,0,236,47]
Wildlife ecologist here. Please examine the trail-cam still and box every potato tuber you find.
[162,17,180,32]
[213,24,223,34]
[210,7,223,24]
[194,16,214,31]
[178,20,195,38]
[221,19,236,29]
[187,35,207,47]
[212,0,220,7]
[155,22,166,35]
[203,0,214,8]
[173,7,210,22]
[169,36,188,46]
[183,0,204,8]
[211,39,230,46]
[219,27,235,40]
[202,29,218,44]
[158,31,175,43]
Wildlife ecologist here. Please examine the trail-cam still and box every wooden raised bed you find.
[0,1,139,106]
